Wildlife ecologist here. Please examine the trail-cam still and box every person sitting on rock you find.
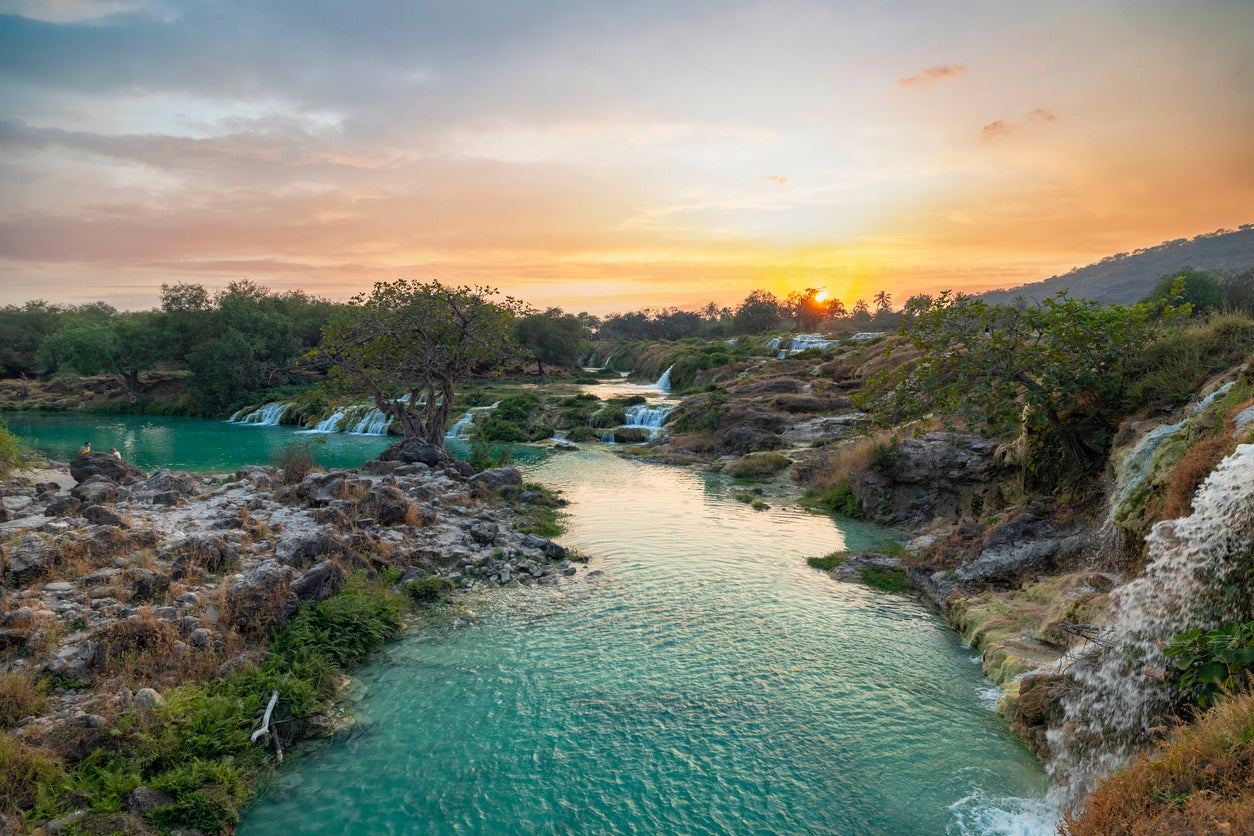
[110,447,122,460]
[78,441,91,455]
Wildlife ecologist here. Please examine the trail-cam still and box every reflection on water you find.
[241,448,1054,835]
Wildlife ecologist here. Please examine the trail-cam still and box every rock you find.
[378,439,447,467]
[166,534,239,581]
[123,569,171,603]
[6,534,54,586]
[126,786,174,816]
[143,469,196,495]
[361,484,419,526]
[82,505,125,527]
[133,688,164,709]
[69,452,147,486]
[223,561,300,637]
[468,467,523,498]
[1008,673,1067,759]
[468,521,498,545]
[44,496,82,517]
[149,490,182,506]
[42,810,86,834]
[446,460,476,478]
[276,532,352,570]
[70,477,122,505]
[292,560,346,603]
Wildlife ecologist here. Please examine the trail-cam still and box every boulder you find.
[468,521,499,545]
[5,534,54,586]
[44,496,82,517]
[69,452,147,486]
[126,786,174,817]
[82,505,125,528]
[223,560,300,637]
[143,469,197,495]
[70,477,122,505]
[276,532,353,570]
[361,484,419,526]
[379,439,447,467]
[164,534,239,581]
[292,560,346,603]
[468,467,523,498]
[123,568,170,603]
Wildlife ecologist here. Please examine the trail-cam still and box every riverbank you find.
[0,448,584,832]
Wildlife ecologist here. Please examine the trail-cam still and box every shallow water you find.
[241,449,1053,835]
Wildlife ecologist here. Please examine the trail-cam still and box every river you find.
[5,411,1054,833]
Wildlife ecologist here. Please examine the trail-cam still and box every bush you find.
[0,421,30,479]
[1165,621,1254,710]
[727,452,791,481]
[807,553,847,570]
[273,441,316,485]
[406,576,454,604]
[806,481,864,519]
[0,734,65,815]
[859,566,910,594]
[0,673,47,729]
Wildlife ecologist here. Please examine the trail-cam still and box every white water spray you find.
[230,402,289,426]
[1049,444,1254,802]
[654,365,674,391]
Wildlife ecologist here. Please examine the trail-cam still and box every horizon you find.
[2,1,1252,314]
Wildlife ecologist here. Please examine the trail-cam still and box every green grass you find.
[803,481,864,519]
[859,566,911,594]
[806,553,847,571]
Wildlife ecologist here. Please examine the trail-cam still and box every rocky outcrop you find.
[69,452,148,485]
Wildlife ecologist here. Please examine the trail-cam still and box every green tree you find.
[0,300,67,378]
[731,289,784,335]
[860,291,1150,483]
[314,280,523,448]
[514,308,591,375]
[39,309,165,402]
[1142,268,1225,316]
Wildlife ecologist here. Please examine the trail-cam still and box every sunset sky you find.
[1,0,1251,314]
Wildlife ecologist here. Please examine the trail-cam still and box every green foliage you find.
[1166,621,1254,710]
[862,290,1151,485]
[0,421,31,479]
[805,481,864,519]
[316,279,524,445]
[807,553,848,570]
[727,452,791,481]
[859,566,911,594]
[468,437,514,470]
[0,734,66,816]
[1142,268,1226,317]
[406,576,455,604]
[515,308,591,374]
[271,576,405,670]
[732,289,786,335]
[1123,312,1254,410]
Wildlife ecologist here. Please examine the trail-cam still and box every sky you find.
[0,0,1251,315]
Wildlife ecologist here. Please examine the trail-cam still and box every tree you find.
[732,290,785,335]
[39,309,165,402]
[515,308,590,375]
[1142,268,1225,316]
[873,290,892,313]
[314,280,523,448]
[786,288,831,331]
[860,291,1151,483]
[0,300,67,378]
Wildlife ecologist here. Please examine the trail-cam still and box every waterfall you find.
[1048,444,1254,803]
[230,402,289,426]
[624,404,675,430]
[311,410,347,433]
[654,365,674,391]
[347,408,391,435]
[445,401,500,439]
[789,335,839,352]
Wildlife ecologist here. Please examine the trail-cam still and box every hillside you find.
[980,225,1254,305]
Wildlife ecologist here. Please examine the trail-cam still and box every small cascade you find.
[311,410,347,433]
[789,334,839,352]
[445,401,500,439]
[654,364,674,391]
[600,429,617,443]
[623,403,676,434]
[1048,444,1254,802]
[230,402,289,426]
[346,408,391,435]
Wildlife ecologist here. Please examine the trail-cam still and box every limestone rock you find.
[70,477,122,505]
[82,505,125,527]
[69,452,147,486]
[292,560,346,603]
[468,467,523,498]
[379,439,447,467]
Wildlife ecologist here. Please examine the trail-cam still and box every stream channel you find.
[5,402,1055,833]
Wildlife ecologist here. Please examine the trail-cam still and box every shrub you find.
[727,452,791,481]
[0,422,30,479]
[273,441,316,485]
[0,673,48,728]
[0,734,65,815]
[1165,621,1254,711]
[807,553,847,571]
[805,481,864,519]
[859,566,910,594]
[406,576,454,604]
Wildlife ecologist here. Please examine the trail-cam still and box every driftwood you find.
[250,690,284,762]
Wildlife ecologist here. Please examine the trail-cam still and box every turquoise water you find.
[241,449,1053,835]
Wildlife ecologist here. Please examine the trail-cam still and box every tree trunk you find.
[109,358,143,404]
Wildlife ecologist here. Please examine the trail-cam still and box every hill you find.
[980,225,1254,306]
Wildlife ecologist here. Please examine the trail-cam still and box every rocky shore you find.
[0,448,583,832]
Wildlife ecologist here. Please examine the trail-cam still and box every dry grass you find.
[0,733,65,815]
[1161,435,1238,520]
[0,672,47,728]
[1062,689,1254,835]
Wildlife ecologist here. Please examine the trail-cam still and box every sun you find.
[813,289,829,303]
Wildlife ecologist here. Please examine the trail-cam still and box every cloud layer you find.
[1,0,1252,311]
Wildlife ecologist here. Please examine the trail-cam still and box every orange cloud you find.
[981,119,1010,140]
[898,64,968,86]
